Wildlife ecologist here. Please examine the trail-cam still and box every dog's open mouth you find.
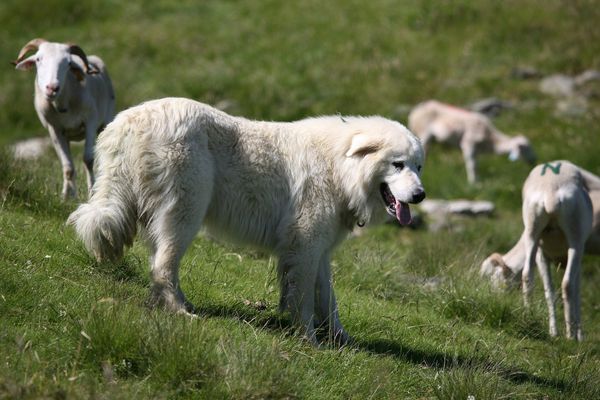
[380,183,412,225]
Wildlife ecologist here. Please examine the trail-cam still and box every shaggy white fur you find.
[69,97,426,345]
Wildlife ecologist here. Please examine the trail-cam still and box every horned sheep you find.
[13,38,115,199]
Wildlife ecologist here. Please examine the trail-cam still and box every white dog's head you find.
[344,117,425,226]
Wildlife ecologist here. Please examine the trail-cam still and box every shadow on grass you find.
[194,301,569,392]
[355,337,568,391]
[196,302,294,334]
[188,301,569,392]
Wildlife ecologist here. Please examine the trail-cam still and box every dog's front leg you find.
[278,253,320,345]
[315,254,351,345]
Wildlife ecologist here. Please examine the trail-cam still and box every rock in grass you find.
[539,74,576,97]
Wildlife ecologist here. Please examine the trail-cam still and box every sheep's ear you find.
[14,55,36,71]
[70,62,85,81]
[346,133,382,157]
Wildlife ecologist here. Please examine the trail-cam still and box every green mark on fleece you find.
[541,162,561,176]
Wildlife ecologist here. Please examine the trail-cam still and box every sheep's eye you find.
[35,57,40,63]
[392,161,404,170]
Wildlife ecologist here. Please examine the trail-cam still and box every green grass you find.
[2,0,600,398]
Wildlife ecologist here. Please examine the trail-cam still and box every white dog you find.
[68,98,426,345]
[408,100,535,183]
[481,161,600,340]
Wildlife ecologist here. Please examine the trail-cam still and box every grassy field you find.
[1,0,600,398]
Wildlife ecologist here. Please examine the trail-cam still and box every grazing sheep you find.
[480,161,600,340]
[408,100,535,183]
[13,38,115,199]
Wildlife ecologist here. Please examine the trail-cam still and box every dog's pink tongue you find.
[396,200,412,225]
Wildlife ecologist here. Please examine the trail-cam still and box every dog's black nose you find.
[412,189,426,204]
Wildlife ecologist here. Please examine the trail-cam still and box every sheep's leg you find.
[559,195,591,341]
[562,245,584,340]
[48,126,76,199]
[83,123,97,197]
[521,204,548,308]
[536,251,558,337]
[460,142,477,184]
[419,131,434,154]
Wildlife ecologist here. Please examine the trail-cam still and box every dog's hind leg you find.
[145,160,214,315]
[148,237,198,314]
[315,254,350,345]
[146,196,207,314]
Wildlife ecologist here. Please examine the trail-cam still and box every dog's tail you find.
[68,126,137,263]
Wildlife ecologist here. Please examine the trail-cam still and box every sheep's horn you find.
[68,44,98,74]
[13,38,47,65]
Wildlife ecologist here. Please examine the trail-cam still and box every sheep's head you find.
[508,135,536,165]
[13,38,97,100]
[480,252,519,290]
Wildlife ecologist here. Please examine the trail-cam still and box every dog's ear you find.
[345,133,382,157]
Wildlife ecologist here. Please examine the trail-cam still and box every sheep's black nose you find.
[411,188,426,204]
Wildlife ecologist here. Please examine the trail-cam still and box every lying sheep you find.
[480,161,600,340]
[408,100,535,183]
[13,38,115,199]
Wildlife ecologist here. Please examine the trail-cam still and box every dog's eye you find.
[392,161,404,170]
[417,165,422,172]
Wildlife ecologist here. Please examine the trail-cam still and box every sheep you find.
[480,161,600,340]
[408,100,536,183]
[13,38,115,199]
